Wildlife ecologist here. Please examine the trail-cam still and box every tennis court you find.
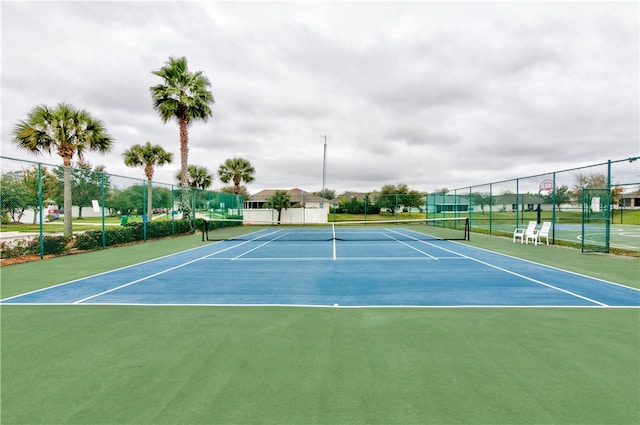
[3,224,637,307]
[2,227,639,425]
[473,222,640,252]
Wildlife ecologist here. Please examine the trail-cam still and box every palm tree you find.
[217,158,255,195]
[269,190,291,224]
[12,102,113,236]
[150,56,214,220]
[218,158,255,213]
[176,164,213,189]
[123,142,173,219]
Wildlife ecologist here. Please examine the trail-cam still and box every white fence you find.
[243,208,328,224]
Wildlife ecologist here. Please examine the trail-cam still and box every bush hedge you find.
[0,235,70,259]
[74,219,197,251]
[1,219,206,260]
[1,218,246,261]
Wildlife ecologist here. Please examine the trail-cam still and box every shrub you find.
[0,238,33,259]
[1,219,205,262]
[0,235,68,258]
[40,235,70,255]
[104,225,140,246]
[74,231,102,251]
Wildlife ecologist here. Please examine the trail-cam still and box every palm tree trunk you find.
[179,116,191,220]
[147,179,153,221]
[63,163,72,237]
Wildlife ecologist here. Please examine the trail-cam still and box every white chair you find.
[535,221,551,246]
[525,223,539,245]
[514,221,537,244]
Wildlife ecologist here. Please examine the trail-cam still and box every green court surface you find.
[473,223,640,253]
[1,233,639,424]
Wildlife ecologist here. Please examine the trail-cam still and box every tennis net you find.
[202,217,470,242]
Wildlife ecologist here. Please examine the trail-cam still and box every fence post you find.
[606,160,611,249]
[142,181,147,241]
[551,172,556,244]
[38,163,44,259]
[101,172,106,249]
[489,183,493,235]
[515,179,520,228]
[171,184,175,235]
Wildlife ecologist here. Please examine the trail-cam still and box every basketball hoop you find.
[539,179,554,191]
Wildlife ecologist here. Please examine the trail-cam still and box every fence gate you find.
[581,188,610,253]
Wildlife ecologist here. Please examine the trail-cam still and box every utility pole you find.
[321,134,327,198]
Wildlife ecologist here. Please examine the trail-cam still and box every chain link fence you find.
[2,155,638,257]
[426,157,639,254]
[1,156,242,259]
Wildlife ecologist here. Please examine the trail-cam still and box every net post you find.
[465,217,470,240]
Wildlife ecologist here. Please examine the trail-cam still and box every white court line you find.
[383,230,438,259]
[203,256,466,261]
[449,242,640,292]
[414,239,610,306]
[383,227,612,306]
[0,242,227,303]
[71,239,259,304]
[231,233,289,260]
[4,302,637,309]
[333,224,337,260]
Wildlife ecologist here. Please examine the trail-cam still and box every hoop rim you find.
[539,179,554,191]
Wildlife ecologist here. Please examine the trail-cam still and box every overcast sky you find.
[1,1,638,195]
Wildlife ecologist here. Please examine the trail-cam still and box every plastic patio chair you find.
[514,221,537,244]
[535,221,552,246]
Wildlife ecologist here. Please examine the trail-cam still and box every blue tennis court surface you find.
[2,227,638,307]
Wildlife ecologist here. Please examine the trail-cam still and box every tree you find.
[572,173,609,205]
[12,102,113,236]
[267,190,291,224]
[53,160,110,219]
[217,158,255,195]
[375,183,419,214]
[543,185,571,211]
[313,189,336,200]
[0,171,29,223]
[21,165,60,223]
[220,185,251,200]
[218,158,255,215]
[471,192,491,214]
[399,190,424,215]
[151,187,174,213]
[124,141,173,218]
[150,56,214,220]
[106,185,142,216]
[176,164,213,189]
[611,186,624,207]
[574,173,608,190]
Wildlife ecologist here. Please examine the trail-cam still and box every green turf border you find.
[1,232,638,424]
[2,306,639,424]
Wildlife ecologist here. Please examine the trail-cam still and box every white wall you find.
[243,208,328,224]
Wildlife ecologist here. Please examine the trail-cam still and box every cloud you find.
[1,1,638,195]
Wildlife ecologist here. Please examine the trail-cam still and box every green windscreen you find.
[581,188,610,253]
